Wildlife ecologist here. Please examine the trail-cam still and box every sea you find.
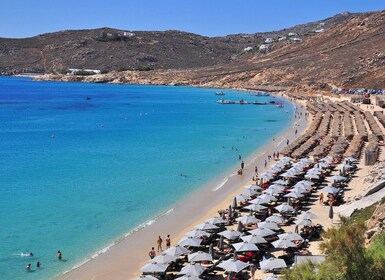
[0,76,294,280]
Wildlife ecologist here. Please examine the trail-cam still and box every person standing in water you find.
[241,161,244,170]
[57,250,62,260]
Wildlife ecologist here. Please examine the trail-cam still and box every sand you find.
[57,96,308,280]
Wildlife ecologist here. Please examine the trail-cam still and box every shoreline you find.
[58,94,309,280]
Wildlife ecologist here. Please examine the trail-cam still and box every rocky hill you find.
[0,12,356,74]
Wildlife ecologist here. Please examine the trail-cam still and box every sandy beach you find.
[58,95,308,280]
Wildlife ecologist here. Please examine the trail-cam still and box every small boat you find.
[253,101,267,105]
[255,92,270,97]
[239,99,248,105]
[215,90,225,96]
[277,103,284,108]
[217,99,234,104]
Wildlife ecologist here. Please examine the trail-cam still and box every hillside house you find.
[68,69,101,75]
[278,37,287,41]
[290,37,302,42]
[288,32,297,37]
[265,38,274,43]
[243,46,253,52]
[315,29,325,33]
[259,44,269,51]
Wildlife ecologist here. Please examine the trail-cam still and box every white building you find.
[288,32,297,37]
[290,37,302,42]
[265,38,274,43]
[68,69,101,75]
[315,29,324,33]
[259,44,269,51]
[243,46,253,52]
[278,37,287,41]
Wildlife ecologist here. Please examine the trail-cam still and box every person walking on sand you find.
[264,160,267,168]
[148,247,156,259]
[166,235,171,249]
[254,166,258,174]
[157,236,163,252]
[241,161,244,169]
[57,250,62,260]
[319,193,324,205]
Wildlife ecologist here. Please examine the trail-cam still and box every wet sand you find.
[58,96,308,280]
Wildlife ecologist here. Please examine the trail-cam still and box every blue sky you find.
[1,0,384,38]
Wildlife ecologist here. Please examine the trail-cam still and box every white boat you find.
[215,90,225,95]
[255,92,270,96]
[239,99,248,105]
[217,99,234,104]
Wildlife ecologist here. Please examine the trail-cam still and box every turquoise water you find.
[0,77,293,280]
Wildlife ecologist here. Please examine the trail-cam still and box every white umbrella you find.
[346,156,357,162]
[264,188,282,196]
[218,229,242,240]
[265,216,284,223]
[296,180,314,186]
[259,258,287,272]
[272,239,297,249]
[272,179,288,185]
[321,186,341,194]
[185,230,211,238]
[280,172,298,178]
[218,259,250,272]
[179,263,205,276]
[194,222,219,231]
[258,221,280,231]
[188,251,213,262]
[259,172,273,180]
[275,204,295,213]
[305,173,319,179]
[259,194,277,201]
[330,175,347,182]
[278,232,304,242]
[241,189,257,197]
[243,203,267,212]
[295,219,313,226]
[236,193,251,202]
[163,245,190,257]
[283,191,304,199]
[244,184,262,191]
[291,186,308,194]
[152,253,178,264]
[232,241,259,252]
[298,212,319,220]
[140,262,169,273]
[248,227,276,237]
[205,216,226,225]
[175,275,202,280]
[317,162,330,168]
[236,215,260,224]
[319,156,333,163]
[338,163,353,170]
[250,197,270,205]
[178,237,203,247]
[241,234,267,244]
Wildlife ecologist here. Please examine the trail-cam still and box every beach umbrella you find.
[218,229,242,240]
[244,184,262,191]
[243,203,267,212]
[291,186,308,194]
[178,237,203,247]
[272,179,288,185]
[232,241,259,252]
[164,245,190,257]
[280,172,298,178]
[218,259,250,273]
[259,258,287,272]
[248,227,276,237]
[317,162,330,168]
[185,230,211,238]
[321,186,341,194]
[179,263,205,276]
[258,221,280,231]
[188,251,213,262]
[236,193,251,202]
[236,215,260,225]
[295,219,313,226]
[241,234,267,244]
[278,232,303,242]
[194,222,219,231]
[298,212,319,220]
[241,189,257,197]
[259,194,277,202]
[296,180,314,187]
[330,175,347,182]
[272,239,297,249]
[329,206,334,220]
[140,262,169,273]
[283,191,304,199]
[265,215,284,224]
[175,275,202,280]
[250,197,270,205]
[275,204,295,213]
[319,156,333,163]
[346,156,357,162]
[152,253,178,264]
[205,217,226,225]
[338,163,353,170]
[305,173,319,179]
[134,276,159,280]
[259,172,273,180]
